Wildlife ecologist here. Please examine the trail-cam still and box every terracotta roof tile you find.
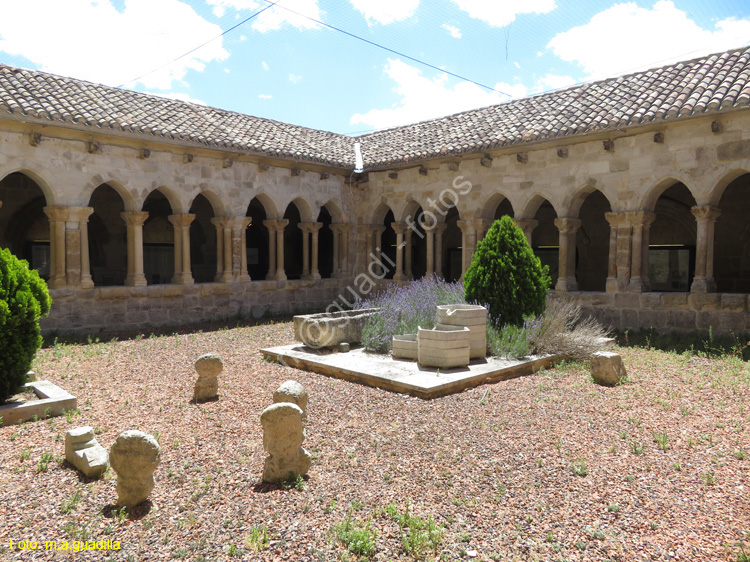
[0,47,749,170]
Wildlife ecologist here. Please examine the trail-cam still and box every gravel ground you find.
[0,320,749,561]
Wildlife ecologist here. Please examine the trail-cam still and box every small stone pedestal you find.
[260,403,311,484]
[194,353,222,402]
[590,352,628,386]
[109,430,161,508]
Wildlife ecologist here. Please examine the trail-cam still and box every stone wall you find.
[559,291,750,334]
[41,278,353,336]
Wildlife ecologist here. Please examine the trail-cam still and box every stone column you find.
[425,228,435,276]
[263,219,277,280]
[514,218,538,246]
[43,206,95,289]
[211,217,230,282]
[274,219,289,281]
[168,214,196,285]
[554,218,581,292]
[627,211,656,293]
[690,205,721,293]
[392,223,407,281]
[339,224,351,277]
[331,224,341,277]
[231,216,252,282]
[604,212,623,292]
[456,219,476,275]
[120,211,149,287]
[404,229,413,279]
[434,223,447,278]
[298,222,313,279]
[310,222,322,280]
[473,219,492,244]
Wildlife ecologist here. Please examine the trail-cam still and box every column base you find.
[393,273,408,281]
[274,271,287,282]
[124,275,147,287]
[80,276,94,290]
[690,277,716,293]
[172,273,195,285]
[627,277,645,293]
[48,275,67,289]
[554,278,578,292]
[605,277,618,292]
[237,273,251,283]
[310,271,321,280]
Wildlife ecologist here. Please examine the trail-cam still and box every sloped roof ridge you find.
[355,46,750,140]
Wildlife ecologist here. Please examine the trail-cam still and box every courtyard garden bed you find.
[0,321,748,561]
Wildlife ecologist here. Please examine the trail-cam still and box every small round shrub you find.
[464,215,550,326]
[0,247,51,403]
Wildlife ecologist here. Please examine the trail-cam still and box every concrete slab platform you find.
[0,381,77,425]
[261,344,562,399]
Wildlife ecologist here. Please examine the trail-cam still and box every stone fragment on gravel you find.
[193,353,222,402]
[260,402,311,483]
[590,351,628,386]
[272,380,308,421]
[65,426,108,478]
[109,430,161,508]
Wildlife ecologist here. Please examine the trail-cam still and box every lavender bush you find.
[355,277,465,353]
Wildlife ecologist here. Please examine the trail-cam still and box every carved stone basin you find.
[293,308,379,348]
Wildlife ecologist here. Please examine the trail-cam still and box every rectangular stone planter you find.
[392,334,418,360]
[0,381,77,425]
[418,326,471,369]
[436,304,487,359]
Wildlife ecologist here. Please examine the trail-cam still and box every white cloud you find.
[535,74,576,91]
[450,0,555,27]
[258,94,272,99]
[288,73,303,84]
[206,0,322,31]
[548,1,750,80]
[350,59,526,130]
[349,0,419,25]
[513,62,521,69]
[442,24,462,38]
[262,61,270,71]
[0,0,228,90]
[149,91,207,105]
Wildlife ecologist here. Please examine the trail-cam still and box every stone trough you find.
[293,308,379,348]
[417,326,471,369]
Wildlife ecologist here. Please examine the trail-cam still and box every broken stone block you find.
[109,430,160,508]
[590,351,628,386]
[273,380,308,422]
[193,353,222,402]
[260,403,311,484]
[65,426,108,478]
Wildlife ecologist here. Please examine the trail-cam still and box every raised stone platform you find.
[261,344,561,399]
[0,381,77,425]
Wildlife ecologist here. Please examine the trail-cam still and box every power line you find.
[259,0,513,98]
[116,0,280,89]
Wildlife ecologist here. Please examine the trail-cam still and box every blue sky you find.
[1,0,749,134]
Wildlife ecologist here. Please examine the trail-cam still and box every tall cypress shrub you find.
[0,248,51,404]
[464,215,550,326]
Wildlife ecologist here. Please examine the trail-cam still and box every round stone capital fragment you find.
[273,380,308,420]
[194,353,223,378]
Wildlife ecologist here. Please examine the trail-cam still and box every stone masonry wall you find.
[41,278,353,336]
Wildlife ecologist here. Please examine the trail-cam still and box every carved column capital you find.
[554,217,582,234]
[690,205,721,222]
[168,213,196,227]
[626,210,656,228]
[120,211,149,227]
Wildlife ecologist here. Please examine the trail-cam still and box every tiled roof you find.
[1,46,749,170]
[359,46,750,168]
[0,65,356,168]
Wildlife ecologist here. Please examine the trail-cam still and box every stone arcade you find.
[1,47,750,334]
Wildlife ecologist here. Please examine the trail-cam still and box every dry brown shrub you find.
[533,299,612,360]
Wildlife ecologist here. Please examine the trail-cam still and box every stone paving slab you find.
[261,344,562,399]
[0,381,77,425]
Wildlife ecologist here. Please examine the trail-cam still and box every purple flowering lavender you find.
[355,276,465,353]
